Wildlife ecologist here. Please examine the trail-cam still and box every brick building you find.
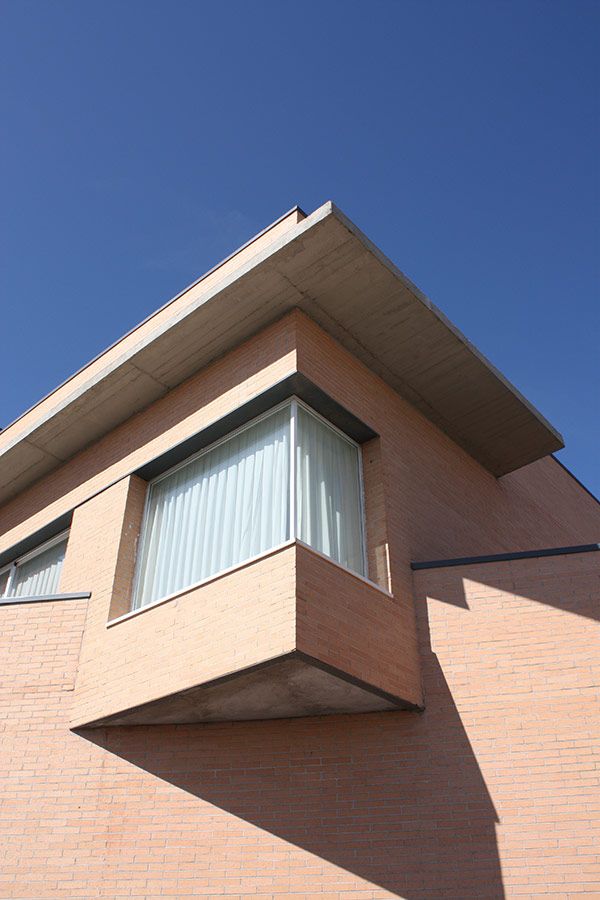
[1,203,598,899]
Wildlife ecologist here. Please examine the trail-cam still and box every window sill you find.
[295,540,393,598]
[0,591,91,606]
[107,540,297,628]
[107,541,393,629]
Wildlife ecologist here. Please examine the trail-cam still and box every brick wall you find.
[65,478,297,728]
[296,544,422,706]
[293,311,600,564]
[2,310,598,567]
[1,311,599,897]
[1,551,598,897]
[0,314,299,555]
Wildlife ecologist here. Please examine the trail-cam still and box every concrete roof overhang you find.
[0,201,563,504]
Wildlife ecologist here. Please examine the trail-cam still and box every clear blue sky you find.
[1,1,599,496]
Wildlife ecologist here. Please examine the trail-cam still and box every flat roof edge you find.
[328,202,564,449]
[0,200,566,495]
[0,203,336,458]
[0,203,311,440]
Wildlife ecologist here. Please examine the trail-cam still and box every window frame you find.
[0,530,69,600]
[131,396,368,610]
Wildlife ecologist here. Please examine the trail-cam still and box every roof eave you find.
[0,201,564,505]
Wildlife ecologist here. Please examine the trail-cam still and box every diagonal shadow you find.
[415,549,600,621]
[79,641,504,899]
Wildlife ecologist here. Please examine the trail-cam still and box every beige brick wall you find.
[412,550,600,899]
[2,310,597,568]
[293,311,600,566]
[296,544,422,706]
[1,310,599,897]
[1,552,597,897]
[68,477,297,728]
[0,313,299,555]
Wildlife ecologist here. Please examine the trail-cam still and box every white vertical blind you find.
[296,404,365,576]
[9,538,67,598]
[133,405,290,608]
[132,399,366,610]
[0,570,9,598]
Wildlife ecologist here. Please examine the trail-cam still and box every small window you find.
[132,398,366,609]
[0,533,68,600]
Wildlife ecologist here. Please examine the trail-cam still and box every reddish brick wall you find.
[1,551,598,897]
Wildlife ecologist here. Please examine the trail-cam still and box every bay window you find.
[132,398,366,610]
[0,532,68,600]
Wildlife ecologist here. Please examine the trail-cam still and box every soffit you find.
[0,202,563,504]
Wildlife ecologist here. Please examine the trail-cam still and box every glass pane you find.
[296,405,364,575]
[0,569,9,598]
[134,405,290,608]
[12,539,67,598]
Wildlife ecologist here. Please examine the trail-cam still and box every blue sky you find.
[1,1,599,495]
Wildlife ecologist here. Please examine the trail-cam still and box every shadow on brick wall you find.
[414,550,600,621]
[80,643,504,898]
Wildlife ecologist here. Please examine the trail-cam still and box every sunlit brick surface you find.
[1,552,598,897]
[1,311,599,897]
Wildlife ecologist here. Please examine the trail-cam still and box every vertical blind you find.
[133,399,365,609]
[1,536,67,599]
[133,406,291,608]
[296,404,364,576]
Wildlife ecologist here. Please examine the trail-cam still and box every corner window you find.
[132,398,366,609]
[0,532,68,600]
